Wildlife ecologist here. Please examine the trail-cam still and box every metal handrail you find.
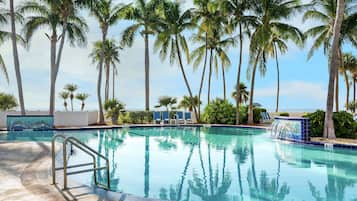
[51,134,111,190]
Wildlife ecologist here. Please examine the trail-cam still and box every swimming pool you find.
[1,126,357,201]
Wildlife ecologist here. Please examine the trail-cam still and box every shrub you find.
[0,92,18,111]
[279,112,290,117]
[120,111,153,124]
[303,110,357,138]
[104,99,125,125]
[239,106,265,124]
[202,99,236,124]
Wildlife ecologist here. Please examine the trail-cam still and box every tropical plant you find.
[221,0,257,125]
[121,0,163,111]
[0,0,10,84]
[346,101,357,112]
[7,0,25,114]
[104,98,125,125]
[64,83,78,112]
[232,82,249,105]
[19,0,88,115]
[0,92,17,111]
[90,0,128,102]
[342,53,357,111]
[202,98,236,124]
[59,91,69,111]
[178,95,201,112]
[154,1,199,119]
[76,93,89,111]
[246,0,303,124]
[155,96,177,112]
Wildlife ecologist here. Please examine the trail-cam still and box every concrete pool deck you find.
[0,141,163,201]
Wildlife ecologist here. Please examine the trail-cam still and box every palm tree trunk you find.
[49,33,57,115]
[112,67,115,99]
[198,33,208,122]
[105,61,110,102]
[237,160,243,200]
[323,0,344,139]
[97,29,107,124]
[248,50,262,125]
[274,44,280,113]
[335,73,339,112]
[208,49,213,104]
[175,36,199,120]
[236,23,243,125]
[250,141,258,189]
[9,0,25,115]
[221,63,227,100]
[144,31,150,111]
[177,145,194,201]
[344,71,349,110]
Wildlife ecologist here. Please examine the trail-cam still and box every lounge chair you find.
[261,112,272,123]
[184,112,193,124]
[153,111,161,124]
[176,111,185,124]
[162,111,170,124]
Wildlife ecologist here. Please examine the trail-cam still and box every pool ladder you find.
[51,134,110,190]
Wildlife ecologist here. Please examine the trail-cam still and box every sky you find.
[0,0,356,112]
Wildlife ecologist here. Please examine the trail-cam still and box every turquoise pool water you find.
[1,127,357,201]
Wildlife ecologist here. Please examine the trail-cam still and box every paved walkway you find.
[0,141,161,201]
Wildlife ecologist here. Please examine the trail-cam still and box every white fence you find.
[0,111,98,128]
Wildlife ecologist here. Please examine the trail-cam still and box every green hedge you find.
[120,111,153,124]
[202,99,265,124]
[303,110,357,139]
[279,112,290,117]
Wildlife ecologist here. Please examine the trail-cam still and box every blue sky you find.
[0,0,356,112]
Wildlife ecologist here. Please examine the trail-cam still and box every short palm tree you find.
[155,96,177,113]
[59,91,69,111]
[0,92,18,111]
[154,1,198,119]
[90,0,129,103]
[121,0,163,111]
[64,84,78,112]
[178,95,201,112]
[232,83,249,105]
[246,0,303,124]
[76,93,89,111]
[19,0,88,115]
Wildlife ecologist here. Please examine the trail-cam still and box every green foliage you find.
[104,99,125,124]
[279,112,290,117]
[239,106,265,124]
[155,96,177,111]
[0,92,18,111]
[202,99,235,124]
[120,111,153,124]
[303,110,357,139]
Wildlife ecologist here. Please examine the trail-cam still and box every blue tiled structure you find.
[6,115,54,131]
[271,117,310,141]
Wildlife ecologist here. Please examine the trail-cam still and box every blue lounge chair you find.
[162,111,170,124]
[153,111,161,124]
[184,112,192,124]
[176,111,184,124]
[261,112,272,123]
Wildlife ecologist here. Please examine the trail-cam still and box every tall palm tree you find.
[178,95,201,112]
[232,83,249,105]
[247,0,303,124]
[9,0,25,115]
[121,0,162,111]
[90,0,129,124]
[59,91,69,111]
[221,0,257,124]
[324,0,345,138]
[0,0,10,84]
[340,53,356,108]
[64,83,78,112]
[103,40,121,100]
[20,0,88,115]
[76,93,89,111]
[303,0,357,112]
[154,1,199,119]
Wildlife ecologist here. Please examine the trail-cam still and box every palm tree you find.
[155,96,177,113]
[59,91,69,111]
[340,53,357,108]
[9,0,25,115]
[76,93,89,111]
[121,0,163,111]
[0,92,18,111]
[0,0,9,84]
[154,1,199,119]
[303,0,357,113]
[64,83,78,112]
[246,0,303,124]
[232,83,249,105]
[19,0,88,115]
[344,53,357,110]
[178,95,201,112]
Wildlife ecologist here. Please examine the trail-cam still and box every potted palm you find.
[104,99,125,125]
[76,93,89,111]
